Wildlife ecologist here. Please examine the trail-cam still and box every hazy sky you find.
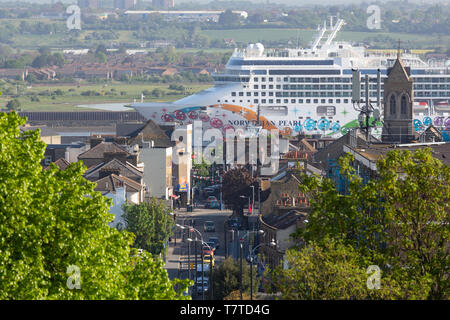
[2,0,449,4]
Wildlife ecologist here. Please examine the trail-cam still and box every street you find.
[164,206,233,299]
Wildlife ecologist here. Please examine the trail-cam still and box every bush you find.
[6,98,21,110]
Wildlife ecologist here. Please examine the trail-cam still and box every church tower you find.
[381,50,415,143]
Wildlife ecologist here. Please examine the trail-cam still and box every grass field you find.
[200,28,450,49]
[0,82,212,111]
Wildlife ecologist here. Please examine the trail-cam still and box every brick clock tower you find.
[381,51,415,143]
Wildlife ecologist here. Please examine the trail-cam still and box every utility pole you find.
[239,241,243,300]
[188,236,191,281]
[194,235,197,285]
[250,256,253,300]
[201,249,204,300]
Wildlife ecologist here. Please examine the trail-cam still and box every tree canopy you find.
[211,256,259,300]
[122,200,175,256]
[222,167,257,216]
[0,111,191,300]
[279,149,449,300]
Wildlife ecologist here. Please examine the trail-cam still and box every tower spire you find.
[397,39,402,59]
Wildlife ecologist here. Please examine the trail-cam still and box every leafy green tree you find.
[212,256,259,300]
[122,200,175,255]
[293,148,449,299]
[270,239,429,300]
[0,112,191,300]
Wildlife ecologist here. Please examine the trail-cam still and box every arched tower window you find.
[390,95,396,115]
[401,95,408,115]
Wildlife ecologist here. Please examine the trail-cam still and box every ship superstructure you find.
[132,18,450,138]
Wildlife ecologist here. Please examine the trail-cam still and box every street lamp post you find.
[163,211,174,263]
[249,240,276,300]
[250,186,255,214]
[188,234,191,280]
[239,240,243,300]
[187,230,213,301]
[239,230,265,300]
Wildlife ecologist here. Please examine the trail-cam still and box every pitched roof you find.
[128,119,173,148]
[387,56,411,82]
[347,142,450,167]
[78,141,130,159]
[52,158,70,170]
[94,174,143,193]
[299,138,316,152]
[262,210,307,230]
[85,158,143,179]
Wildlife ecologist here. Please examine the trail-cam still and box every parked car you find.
[208,236,220,250]
[204,221,215,232]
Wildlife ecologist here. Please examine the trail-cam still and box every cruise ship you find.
[132,18,450,138]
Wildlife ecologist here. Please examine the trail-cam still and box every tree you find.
[151,88,164,98]
[122,200,175,255]
[211,256,259,300]
[293,149,449,299]
[38,46,51,56]
[6,98,21,110]
[222,167,256,216]
[95,52,107,63]
[0,44,13,58]
[95,44,107,55]
[270,238,429,300]
[0,112,191,299]
[218,10,241,27]
[32,55,48,68]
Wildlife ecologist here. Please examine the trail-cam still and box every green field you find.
[0,82,212,111]
[200,28,450,49]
